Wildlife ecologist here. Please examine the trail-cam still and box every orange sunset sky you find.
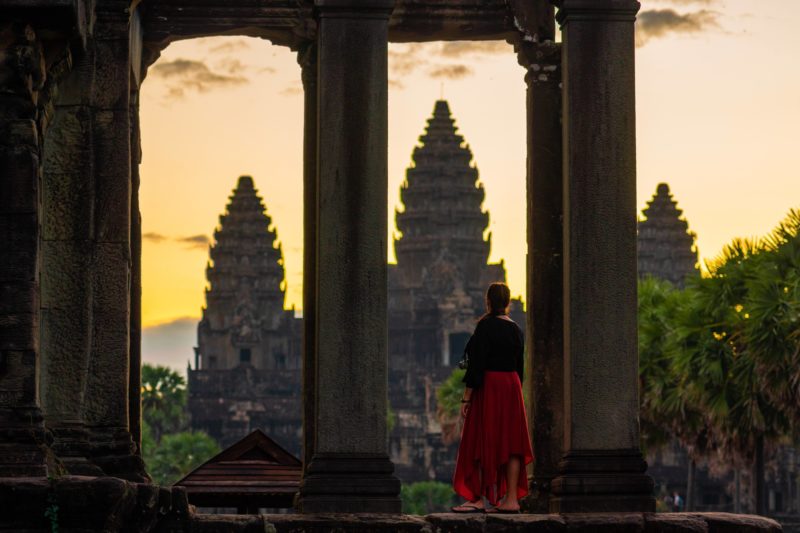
[140,0,800,370]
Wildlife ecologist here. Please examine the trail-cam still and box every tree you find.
[436,368,466,445]
[141,364,188,442]
[401,481,455,514]
[145,429,220,485]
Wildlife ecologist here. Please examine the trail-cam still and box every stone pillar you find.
[0,22,51,477]
[299,42,318,470]
[129,89,143,457]
[517,39,564,514]
[82,8,147,481]
[550,0,654,513]
[40,47,104,476]
[297,0,401,513]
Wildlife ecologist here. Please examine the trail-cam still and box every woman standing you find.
[451,282,533,514]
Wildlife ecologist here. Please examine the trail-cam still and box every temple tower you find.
[390,100,510,373]
[196,176,297,371]
[637,183,699,287]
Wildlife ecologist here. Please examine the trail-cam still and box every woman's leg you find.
[497,455,521,510]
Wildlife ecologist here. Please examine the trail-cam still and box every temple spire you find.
[637,182,699,287]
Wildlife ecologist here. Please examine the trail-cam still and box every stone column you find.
[299,41,318,470]
[550,0,654,513]
[82,8,147,481]
[297,0,401,513]
[40,46,104,476]
[0,22,51,477]
[129,89,143,457]
[517,39,564,514]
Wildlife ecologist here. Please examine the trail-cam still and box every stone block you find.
[266,513,427,533]
[91,241,131,314]
[426,513,488,533]
[43,104,92,173]
[563,513,645,533]
[485,514,567,532]
[39,306,90,416]
[40,240,91,306]
[0,146,40,214]
[0,119,37,148]
[55,476,138,530]
[694,513,782,533]
[0,281,36,314]
[190,514,268,533]
[42,172,94,241]
[645,513,708,533]
[0,312,38,352]
[92,39,130,109]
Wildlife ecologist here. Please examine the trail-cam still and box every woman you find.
[451,282,533,514]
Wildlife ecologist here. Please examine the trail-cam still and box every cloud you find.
[143,232,168,243]
[209,39,251,53]
[151,59,248,99]
[280,85,303,97]
[428,64,474,80]
[216,58,248,75]
[637,9,721,46]
[439,41,510,58]
[143,317,198,373]
[389,43,427,77]
[178,234,210,249]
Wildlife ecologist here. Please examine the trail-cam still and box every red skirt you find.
[452,371,533,505]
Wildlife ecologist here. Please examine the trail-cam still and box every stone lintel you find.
[556,0,641,24]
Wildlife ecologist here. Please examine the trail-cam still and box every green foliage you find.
[401,481,456,515]
[387,403,396,434]
[140,363,220,485]
[436,368,466,420]
[144,428,221,485]
[639,209,800,466]
[142,364,188,442]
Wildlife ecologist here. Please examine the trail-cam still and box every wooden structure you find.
[174,430,301,513]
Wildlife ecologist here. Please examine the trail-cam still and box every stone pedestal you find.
[518,39,564,514]
[297,0,401,514]
[0,22,52,478]
[550,0,654,513]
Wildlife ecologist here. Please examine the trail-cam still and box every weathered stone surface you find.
[563,513,645,533]
[268,513,427,533]
[645,513,708,533]
[695,513,782,533]
[426,513,488,533]
[190,514,272,533]
[0,148,40,214]
[485,514,566,532]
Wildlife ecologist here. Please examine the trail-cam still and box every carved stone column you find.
[0,22,52,477]
[299,41,318,471]
[40,45,104,476]
[550,0,655,512]
[517,38,564,514]
[82,6,148,481]
[297,0,401,513]
[129,88,143,458]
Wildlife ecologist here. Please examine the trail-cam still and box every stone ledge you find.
[0,476,784,533]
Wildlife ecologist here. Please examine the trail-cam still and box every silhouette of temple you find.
[188,101,523,482]
[188,177,302,453]
[638,183,698,286]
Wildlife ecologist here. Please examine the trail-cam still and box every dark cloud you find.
[143,232,168,243]
[637,9,721,46]
[209,39,251,53]
[389,44,427,77]
[151,59,248,99]
[216,58,248,75]
[178,234,210,249]
[428,64,474,80]
[439,41,510,58]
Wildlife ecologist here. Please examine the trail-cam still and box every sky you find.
[139,0,800,371]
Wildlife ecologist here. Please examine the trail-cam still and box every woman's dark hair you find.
[480,282,511,320]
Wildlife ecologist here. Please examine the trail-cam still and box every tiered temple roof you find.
[637,183,698,287]
[394,100,492,287]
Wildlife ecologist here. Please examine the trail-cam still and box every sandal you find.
[451,502,485,513]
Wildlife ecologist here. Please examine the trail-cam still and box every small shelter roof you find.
[174,429,301,510]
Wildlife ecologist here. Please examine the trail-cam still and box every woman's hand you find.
[460,401,470,419]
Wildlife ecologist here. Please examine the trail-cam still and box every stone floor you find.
[0,476,783,532]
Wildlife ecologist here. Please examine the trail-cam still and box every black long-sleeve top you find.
[462,315,525,389]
